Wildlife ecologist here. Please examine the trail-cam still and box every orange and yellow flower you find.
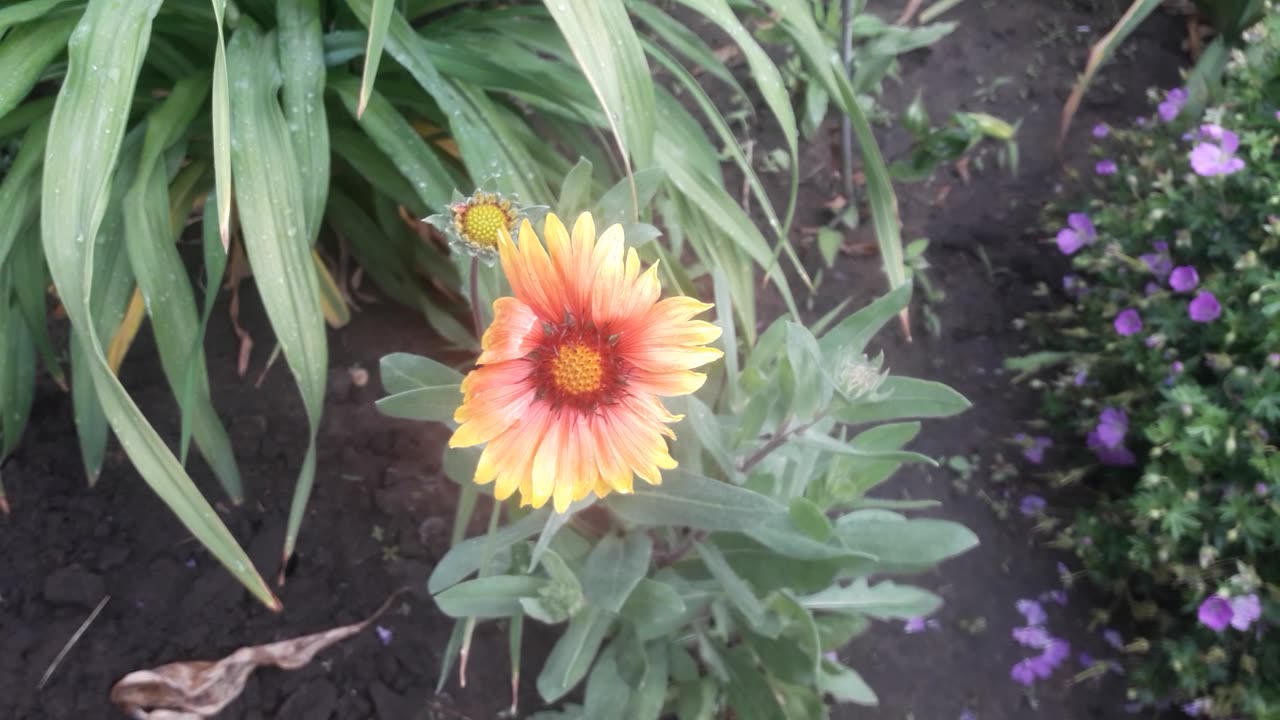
[449,212,723,512]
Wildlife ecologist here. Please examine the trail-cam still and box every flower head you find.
[1055,213,1096,255]
[427,189,525,263]
[1014,434,1052,464]
[1190,127,1246,177]
[1114,309,1142,337]
[449,213,723,511]
[1169,266,1199,292]
[1092,123,1109,138]
[1157,88,1187,122]
[1010,659,1037,686]
[1016,598,1047,626]
[1230,594,1261,631]
[1198,596,1233,632]
[1103,629,1124,649]
[1188,291,1221,323]
[1094,408,1128,448]
[1013,625,1052,648]
[1095,159,1117,176]
[375,625,393,646]
[1019,495,1047,516]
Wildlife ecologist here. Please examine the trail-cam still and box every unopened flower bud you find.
[836,352,890,401]
[1181,403,1193,417]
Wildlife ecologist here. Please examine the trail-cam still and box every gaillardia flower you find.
[426,189,523,263]
[449,213,723,511]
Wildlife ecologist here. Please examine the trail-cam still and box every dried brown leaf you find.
[111,591,404,719]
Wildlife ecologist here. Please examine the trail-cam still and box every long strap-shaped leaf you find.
[122,74,244,502]
[209,0,232,249]
[543,0,655,217]
[826,59,908,335]
[278,0,328,244]
[40,0,279,609]
[345,0,551,201]
[356,0,394,117]
[0,9,78,120]
[226,20,327,574]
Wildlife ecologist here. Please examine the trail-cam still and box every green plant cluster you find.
[381,279,977,718]
[1023,16,1280,717]
[0,0,966,606]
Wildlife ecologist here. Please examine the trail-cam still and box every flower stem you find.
[469,257,484,340]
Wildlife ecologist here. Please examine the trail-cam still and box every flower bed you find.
[1023,15,1280,718]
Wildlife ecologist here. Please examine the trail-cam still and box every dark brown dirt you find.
[0,0,1185,718]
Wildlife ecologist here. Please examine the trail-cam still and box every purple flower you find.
[1010,659,1038,686]
[1143,282,1160,297]
[1190,128,1246,176]
[1017,598,1047,626]
[375,624,393,646]
[1021,436,1052,464]
[1140,250,1173,279]
[1157,88,1187,122]
[1114,309,1142,336]
[904,617,927,634]
[1188,291,1221,323]
[1095,159,1117,175]
[1198,596,1233,632]
[1256,483,1269,497]
[1092,123,1109,138]
[1095,408,1128,448]
[959,710,977,720]
[1041,638,1071,666]
[1171,361,1184,375]
[1087,430,1136,466]
[1062,274,1086,299]
[1019,495,1047,517]
[1182,699,1209,717]
[1269,353,1280,368]
[1230,594,1261,631]
[1169,266,1199,292]
[1073,370,1088,387]
[1055,213,1096,255]
[1013,625,1053,648]
[1078,652,1094,667]
[1135,116,1148,127]
[1044,589,1068,606]
[1103,629,1124,649]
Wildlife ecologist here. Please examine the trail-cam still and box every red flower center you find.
[531,321,626,410]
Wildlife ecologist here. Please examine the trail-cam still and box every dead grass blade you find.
[110,591,405,719]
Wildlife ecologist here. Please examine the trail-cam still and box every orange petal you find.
[492,403,552,501]
[477,297,541,365]
[530,411,570,509]
[627,369,708,397]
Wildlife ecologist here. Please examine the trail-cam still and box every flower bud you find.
[836,352,890,402]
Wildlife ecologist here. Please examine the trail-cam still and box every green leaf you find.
[788,497,832,541]
[818,659,878,706]
[537,606,613,703]
[816,227,841,268]
[429,507,550,593]
[604,469,786,532]
[356,0,394,116]
[278,0,329,244]
[833,376,971,424]
[346,0,550,200]
[798,579,941,619]
[826,59,908,319]
[435,575,549,619]
[676,678,716,720]
[695,541,773,635]
[582,531,653,613]
[618,579,687,640]
[0,274,36,461]
[122,73,243,501]
[0,0,76,35]
[375,386,462,424]
[819,281,912,358]
[593,167,665,228]
[722,645,785,720]
[209,0,231,248]
[557,156,594,218]
[835,511,978,572]
[0,114,46,270]
[544,0,655,213]
[745,592,820,685]
[0,10,78,122]
[228,20,328,569]
[328,72,453,211]
[40,0,278,609]
[582,644,633,718]
[714,535,840,595]
[379,352,464,394]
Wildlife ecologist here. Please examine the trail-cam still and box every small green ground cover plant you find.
[1018,13,1280,718]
